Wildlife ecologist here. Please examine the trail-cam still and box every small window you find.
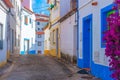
[29,18,31,24]
[37,22,40,25]
[24,16,28,25]
[38,41,41,46]
[38,34,41,38]
[38,28,40,30]
[0,24,3,49]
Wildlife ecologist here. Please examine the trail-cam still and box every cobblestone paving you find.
[0,55,77,80]
[0,55,101,80]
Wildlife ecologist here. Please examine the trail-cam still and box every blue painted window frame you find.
[101,3,115,48]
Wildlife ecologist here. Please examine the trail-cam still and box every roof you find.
[35,14,49,18]
[24,6,34,14]
[36,19,49,22]
[36,32,44,34]
[3,0,13,8]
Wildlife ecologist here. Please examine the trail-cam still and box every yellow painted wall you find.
[50,49,57,57]
[0,60,7,68]
[7,50,10,60]
[44,50,50,56]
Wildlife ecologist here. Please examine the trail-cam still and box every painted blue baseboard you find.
[20,51,25,55]
[20,50,36,55]
[91,62,112,80]
[77,58,113,80]
[29,50,36,54]
[77,58,84,68]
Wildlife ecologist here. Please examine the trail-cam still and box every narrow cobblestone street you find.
[0,55,81,80]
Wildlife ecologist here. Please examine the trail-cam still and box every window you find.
[24,16,28,25]
[38,28,40,30]
[38,34,41,38]
[0,24,3,49]
[101,4,114,48]
[29,18,31,24]
[37,22,40,25]
[38,41,41,46]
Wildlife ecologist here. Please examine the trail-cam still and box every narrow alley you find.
[1,0,120,80]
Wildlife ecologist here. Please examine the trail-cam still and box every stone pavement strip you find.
[0,55,101,80]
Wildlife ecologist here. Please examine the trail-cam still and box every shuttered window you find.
[24,16,28,25]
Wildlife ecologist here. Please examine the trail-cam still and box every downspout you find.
[76,0,79,65]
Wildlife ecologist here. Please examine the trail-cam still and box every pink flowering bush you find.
[104,0,120,80]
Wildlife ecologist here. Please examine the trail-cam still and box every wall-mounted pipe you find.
[76,0,79,61]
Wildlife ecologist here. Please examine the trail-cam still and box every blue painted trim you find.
[82,14,93,68]
[29,50,36,54]
[20,51,25,55]
[101,3,114,48]
[24,38,29,40]
[20,50,36,55]
[91,62,112,80]
[77,59,112,80]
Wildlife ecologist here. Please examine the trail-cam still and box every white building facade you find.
[0,0,9,67]
[35,14,49,54]
[20,7,36,55]
[77,0,114,80]
[0,0,22,66]
[44,24,50,55]
[60,0,77,63]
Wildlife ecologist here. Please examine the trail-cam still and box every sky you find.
[32,0,50,15]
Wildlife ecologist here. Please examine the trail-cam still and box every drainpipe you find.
[76,0,79,65]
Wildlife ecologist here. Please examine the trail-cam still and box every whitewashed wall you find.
[60,14,76,57]
[78,0,113,66]
[51,0,60,23]
[20,9,36,54]
[0,5,8,63]
[44,28,50,50]
[35,34,44,54]
[60,0,71,17]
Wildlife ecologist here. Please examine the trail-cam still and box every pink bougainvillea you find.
[104,0,120,80]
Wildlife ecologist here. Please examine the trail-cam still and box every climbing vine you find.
[104,0,120,80]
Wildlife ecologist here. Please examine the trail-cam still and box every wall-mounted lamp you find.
[92,1,98,6]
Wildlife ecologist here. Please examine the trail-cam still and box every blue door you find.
[83,15,92,68]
